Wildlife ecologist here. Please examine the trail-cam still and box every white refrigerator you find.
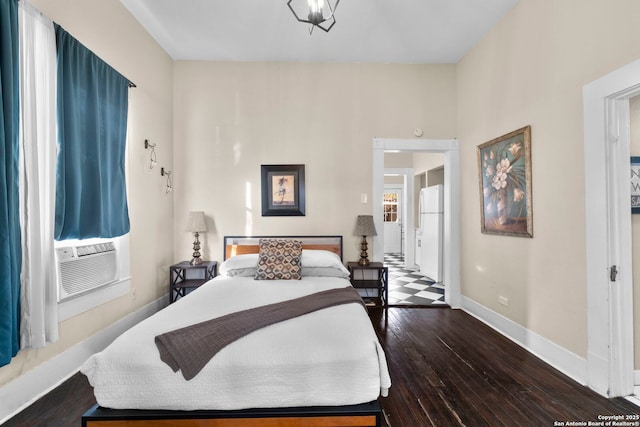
[417,185,443,282]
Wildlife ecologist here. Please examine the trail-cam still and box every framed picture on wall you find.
[477,126,533,237]
[631,157,640,214]
[261,164,305,216]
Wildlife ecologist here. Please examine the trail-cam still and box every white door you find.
[583,62,636,398]
[383,187,402,254]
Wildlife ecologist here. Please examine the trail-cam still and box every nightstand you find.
[347,262,388,308]
[169,261,217,303]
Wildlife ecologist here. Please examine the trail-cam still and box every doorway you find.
[383,186,403,255]
[583,59,638,399]
[372,138,461,308]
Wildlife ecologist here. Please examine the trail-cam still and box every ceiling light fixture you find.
[287,0,340,34]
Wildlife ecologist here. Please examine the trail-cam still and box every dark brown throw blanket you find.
[155,287,365,380]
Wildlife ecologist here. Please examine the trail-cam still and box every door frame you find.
[583,59,637,397]
[373,138,460,308]
[383,183,405,256]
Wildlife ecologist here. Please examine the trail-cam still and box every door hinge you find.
[610,265,618,282]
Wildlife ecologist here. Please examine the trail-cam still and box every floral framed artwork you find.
[261,164,306,216]
[477,126,533,237]
[632,157,640,214]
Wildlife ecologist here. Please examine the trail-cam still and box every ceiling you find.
[120,0,519,64]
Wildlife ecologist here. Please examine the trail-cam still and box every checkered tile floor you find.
[384,253,447,306]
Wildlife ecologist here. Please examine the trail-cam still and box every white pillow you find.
[301,249,341,266]
[219,253,258,277]
[301,250,350,277]
[301,266,350,278]
[221,250,350,278]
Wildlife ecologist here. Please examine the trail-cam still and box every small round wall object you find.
[414,128,423,137]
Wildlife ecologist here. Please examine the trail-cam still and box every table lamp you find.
[354,215,377,266]
[187,211,207,265]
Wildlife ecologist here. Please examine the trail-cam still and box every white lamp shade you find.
[186,211,207,233]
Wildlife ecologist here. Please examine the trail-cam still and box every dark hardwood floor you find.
[4,307,638,426]
[4,370,96,427]
[368,308,638,426]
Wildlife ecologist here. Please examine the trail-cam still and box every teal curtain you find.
[0,0,21,367]
[54,25,131,240]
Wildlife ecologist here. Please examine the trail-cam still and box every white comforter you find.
[81,275,391,410]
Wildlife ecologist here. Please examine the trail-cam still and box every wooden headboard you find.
[223,236,343,260]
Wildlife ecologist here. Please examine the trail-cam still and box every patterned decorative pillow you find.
[254,239,303,280]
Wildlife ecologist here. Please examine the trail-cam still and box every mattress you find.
[81,275,391,411]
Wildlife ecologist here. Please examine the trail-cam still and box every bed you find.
[81,235,391,426]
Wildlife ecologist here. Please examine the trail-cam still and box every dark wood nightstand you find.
[169,261,217,303]
[347,262,388,308]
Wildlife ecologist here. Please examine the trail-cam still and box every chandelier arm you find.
[288,0,340,33]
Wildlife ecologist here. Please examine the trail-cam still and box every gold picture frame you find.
[477,126,533,237]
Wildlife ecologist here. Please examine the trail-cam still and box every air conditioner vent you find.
[76,241,115,257]
[56,243,117,301]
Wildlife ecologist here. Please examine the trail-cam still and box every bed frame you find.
[82,401,381,426]
[82,235,383,427]
[223,235,343,260]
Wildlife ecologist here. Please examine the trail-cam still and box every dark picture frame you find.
[477,126,533,237]
[261,164,305,216]
[632,157,640,214]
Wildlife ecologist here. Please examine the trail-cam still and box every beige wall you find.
[0,0,174,386]
[385,152,413,169]
[413,153,444,179]
[172,62,457,264]
[384,176,404,185]
[457,0,640,359]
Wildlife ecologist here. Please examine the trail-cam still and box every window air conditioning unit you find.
[56,242,118,301]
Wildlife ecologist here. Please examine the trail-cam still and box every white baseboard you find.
[625,384,640,408]
[0,295,167,424]
[461,296,587,386]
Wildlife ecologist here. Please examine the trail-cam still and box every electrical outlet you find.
[499,296,509,306]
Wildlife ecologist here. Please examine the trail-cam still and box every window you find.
[54,25,132,240]
[383,192,398,222]
[53,26,133,318]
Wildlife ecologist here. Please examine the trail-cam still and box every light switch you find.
[361,193,368,203]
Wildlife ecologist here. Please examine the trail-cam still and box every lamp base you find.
[358,235,370,266]
[190,232,202,265]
